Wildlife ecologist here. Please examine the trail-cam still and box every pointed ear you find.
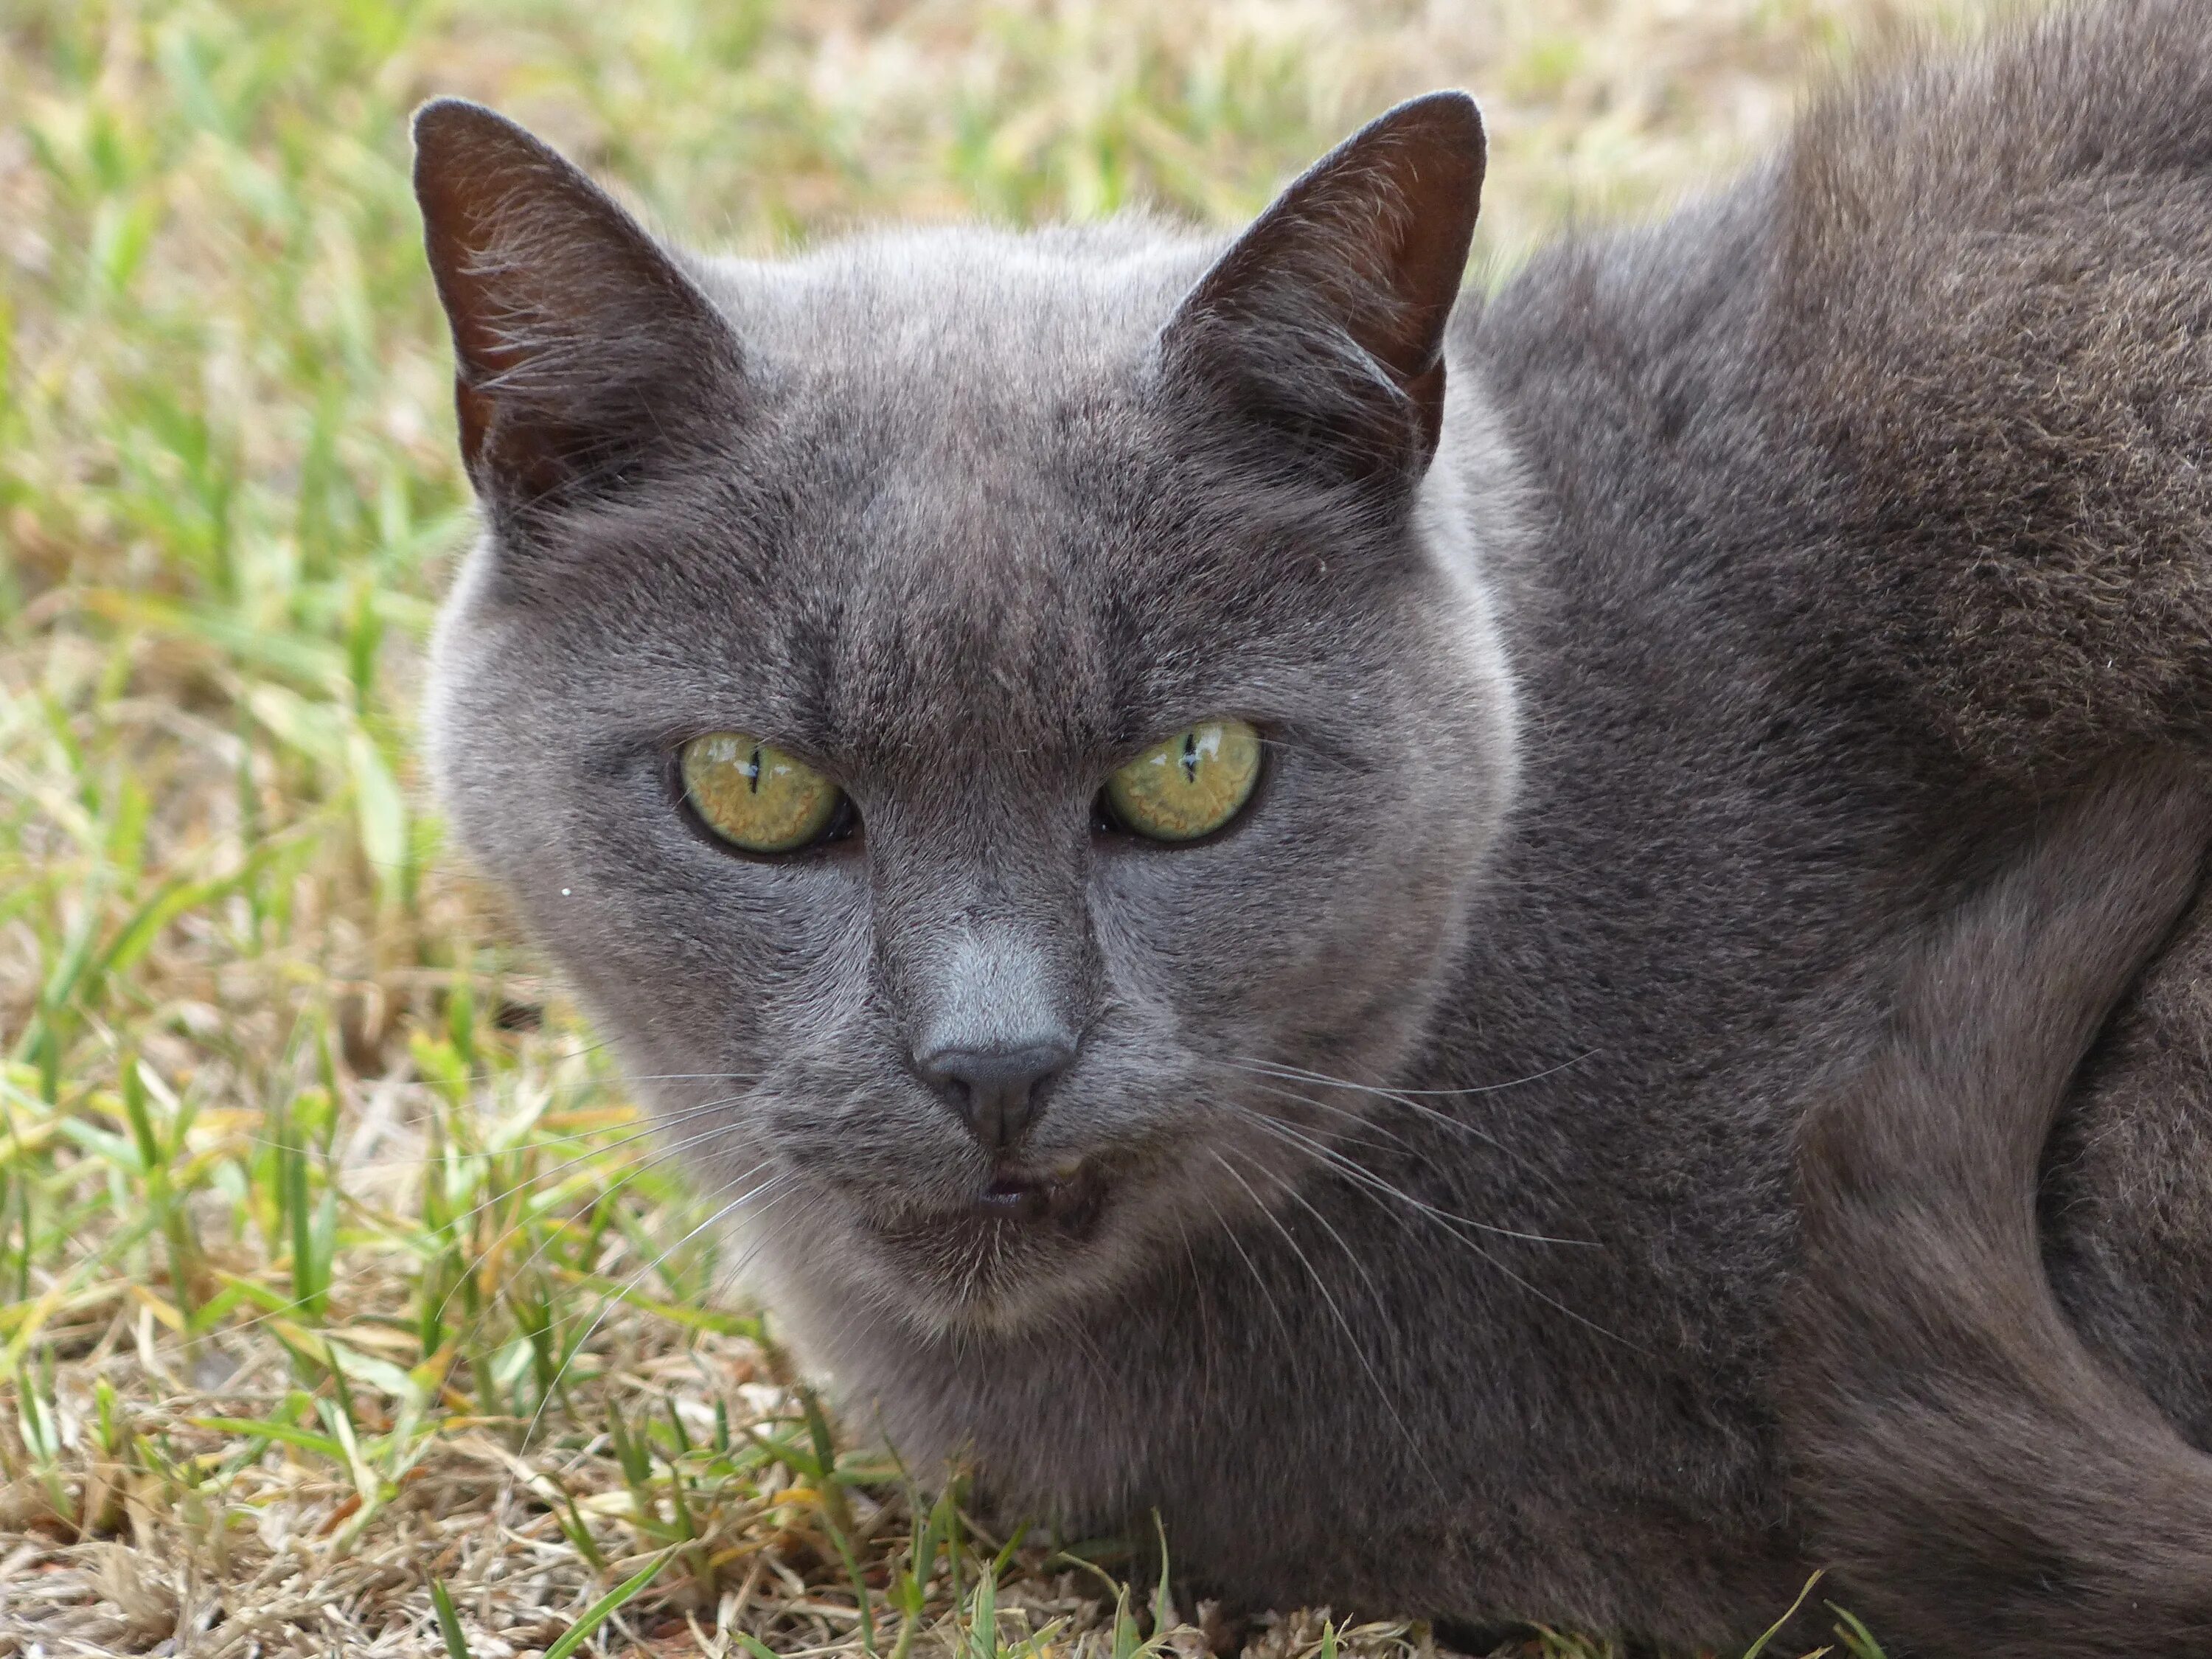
[1160,91,1484,488]
[411,99,744,524]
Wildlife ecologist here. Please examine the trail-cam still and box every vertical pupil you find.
[745,747,763,793]
[1180,731,1199,784]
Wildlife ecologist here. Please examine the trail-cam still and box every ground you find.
[0,0,2000,1654]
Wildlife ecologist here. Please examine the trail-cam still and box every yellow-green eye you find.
[1104,719,1262,842]
[681,733,844,853]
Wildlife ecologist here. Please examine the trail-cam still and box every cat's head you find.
[414,95,1521,1336]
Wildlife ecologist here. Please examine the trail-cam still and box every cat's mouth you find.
[970,1165,1107,1231]
[872,1161,1109,1253]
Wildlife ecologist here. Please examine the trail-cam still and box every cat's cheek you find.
[1088,796,1460,1068]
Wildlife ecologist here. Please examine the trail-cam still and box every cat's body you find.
[415,2,2212,1652]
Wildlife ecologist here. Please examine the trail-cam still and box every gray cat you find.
[412,1,2212,1652]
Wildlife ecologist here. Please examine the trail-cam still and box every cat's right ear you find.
[1159,91,1485,493]
[411,100,744,526]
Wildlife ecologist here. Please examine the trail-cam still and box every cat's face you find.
[416,97,1517,1335]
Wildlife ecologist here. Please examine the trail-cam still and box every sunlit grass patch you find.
[1,0,1987,1652]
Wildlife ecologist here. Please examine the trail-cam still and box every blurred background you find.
[0,2,1994,1655]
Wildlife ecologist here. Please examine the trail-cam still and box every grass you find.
[0,0,1992,1653]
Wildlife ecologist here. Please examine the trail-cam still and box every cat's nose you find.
[916,1040,1074,1153]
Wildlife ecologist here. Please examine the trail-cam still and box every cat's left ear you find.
[412,99,745,529]
[1160,91,1484,487]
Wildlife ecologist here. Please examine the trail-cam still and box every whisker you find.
[251,1085,765,1173]
[706,1180,807,1295]
[415,1100,767,1326]
[1223,1102,1597,1247]
[187,1105,763,1357]
[1213,1054,1587,1190]
[525,1169,793,1445]
[431,1141,774,1335]
[1193,1183,1296,1354]
[1191,1064,1414,1153]
[1208,1149,1436,1483]
[1276,1175,1391,1315]
[534,1070,774,1098]
[1234,1050,1597,1102]
[1172,1211,1221,1395]
[1215,1057,1517,1152]
[1214,1118,1636,1351]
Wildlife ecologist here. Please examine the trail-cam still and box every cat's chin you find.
[858,1165,1122,1335]
[741,1155,1175,1340]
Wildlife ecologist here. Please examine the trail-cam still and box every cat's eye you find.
[1102,719,1263,843]
[681,733,846,854]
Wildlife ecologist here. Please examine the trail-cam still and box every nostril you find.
[916,1040,1074,1153]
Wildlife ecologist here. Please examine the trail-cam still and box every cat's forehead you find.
[691,226,1256,658]
[630,226,1370,760]
[702,223,1219,401]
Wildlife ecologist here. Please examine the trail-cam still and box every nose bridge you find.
[922,923,1075,1054]
[871,804,1098,1057]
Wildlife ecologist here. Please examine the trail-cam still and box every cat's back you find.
[1478,0,2212,793]
[1753,0,2212,784]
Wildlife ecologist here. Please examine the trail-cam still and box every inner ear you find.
[1161,91,1486,484]
[412,99,745,524]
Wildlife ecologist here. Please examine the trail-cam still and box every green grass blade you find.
[1826,1602,1891,1659]
[187,1416,349,1462]
[1742,1571,1824,1659]
[430,1579,475,1659]
[541,1552,673,1659]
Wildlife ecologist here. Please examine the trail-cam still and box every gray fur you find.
[416,4,2212,1650]
[1788,769,2212,1655]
